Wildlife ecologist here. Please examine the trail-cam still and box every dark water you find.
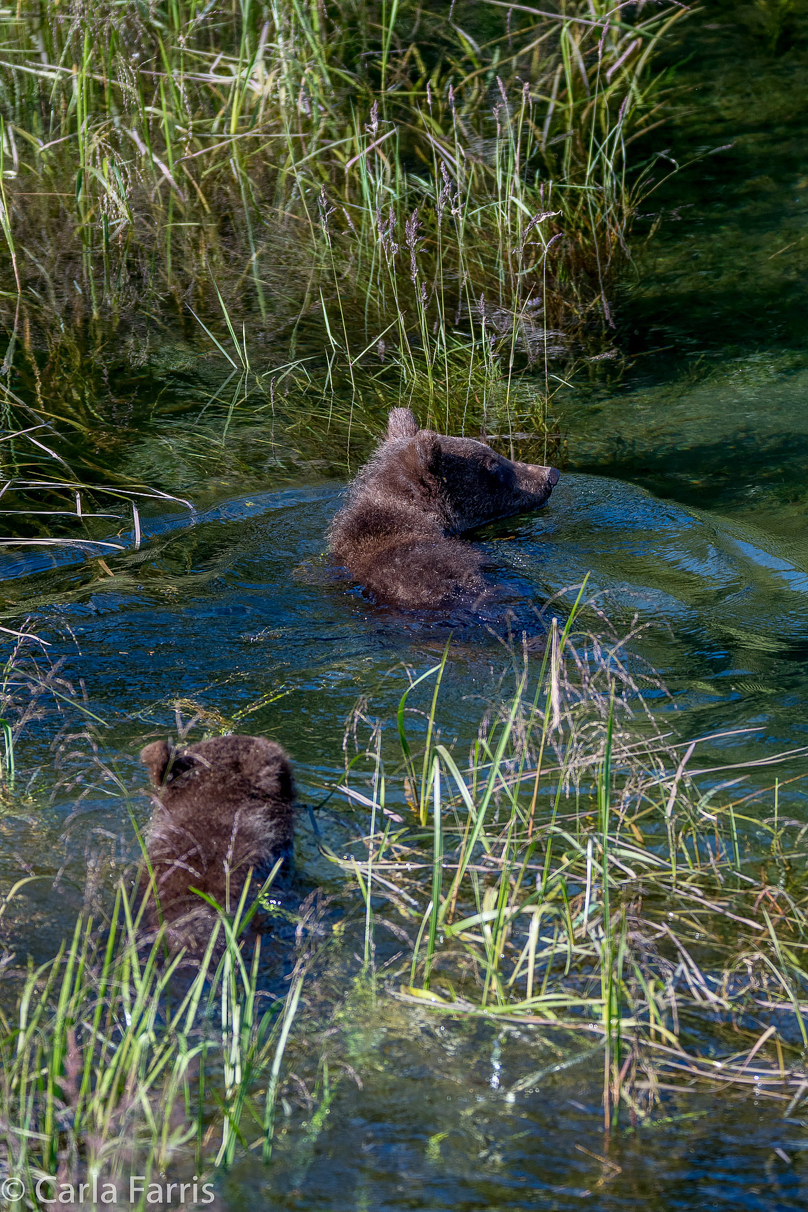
[5,8,808,1209]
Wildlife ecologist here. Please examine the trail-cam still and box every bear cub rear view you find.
[140,734,295,952]
[328,407,559,609]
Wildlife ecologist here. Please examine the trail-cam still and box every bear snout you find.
[513,461,559,496]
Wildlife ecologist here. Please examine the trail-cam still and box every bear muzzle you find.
[513,460,559,498]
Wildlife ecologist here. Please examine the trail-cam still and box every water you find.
[6,10,808,1209]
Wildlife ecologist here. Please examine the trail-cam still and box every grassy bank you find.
[0,0,690,540]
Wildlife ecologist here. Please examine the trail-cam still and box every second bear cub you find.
[140,734,295,951]
[329,407,559,609]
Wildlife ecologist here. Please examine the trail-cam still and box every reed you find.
[0,878,308,1194]
[0,0,689,489]
[335,597,808,1124]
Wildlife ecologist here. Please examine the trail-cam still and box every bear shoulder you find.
[327,408,558,609]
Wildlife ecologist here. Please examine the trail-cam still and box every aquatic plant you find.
[0,0,689,485]
[0,877,310,1195]
[1,597,807,1190]
[336,595,808,1127]
[0,368,193,558]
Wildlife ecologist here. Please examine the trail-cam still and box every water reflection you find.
[9,471,808,769]
[7,406,808,1212]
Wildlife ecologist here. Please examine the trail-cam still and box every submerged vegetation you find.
[3,1,808,1206]
[2,598,808,1195]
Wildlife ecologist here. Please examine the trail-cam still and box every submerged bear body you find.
[140,734,295,951]
[328,408,559,609]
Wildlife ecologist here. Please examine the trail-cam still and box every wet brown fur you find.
[328,408,559,609]
[140,734,295,952]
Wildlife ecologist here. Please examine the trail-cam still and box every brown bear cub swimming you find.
[328,407,559,609]
[140,734,295,952]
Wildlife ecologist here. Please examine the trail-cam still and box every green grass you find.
[1,599,808,1189]
[0,0,690,518]
[0,877,308,1196]
[334,597,808,1126]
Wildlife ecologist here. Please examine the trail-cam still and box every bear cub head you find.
[328,407,559,609]
[380,407,558,533]
[140,734,295,953]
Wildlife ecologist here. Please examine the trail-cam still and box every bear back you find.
[140,734,295,951]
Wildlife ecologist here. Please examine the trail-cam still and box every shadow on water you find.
[6,480,808,1208]
[5,8,808,1208]
[615,4,808,357]
[571,427,808,514]
[556,1,808,524]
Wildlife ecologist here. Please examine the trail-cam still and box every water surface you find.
[5,9,808,1208]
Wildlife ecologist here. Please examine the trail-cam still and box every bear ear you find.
[141,740,198,785]
[415,429,442,476]
[141,740,172,786]
[240,738,296,804]
[387,407,419,440]
[253,755,296,804]
[257,757,295,805]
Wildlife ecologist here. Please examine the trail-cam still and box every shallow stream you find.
[4,9,808,1209]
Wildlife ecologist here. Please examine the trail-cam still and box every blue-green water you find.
[5,7,808,1208]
